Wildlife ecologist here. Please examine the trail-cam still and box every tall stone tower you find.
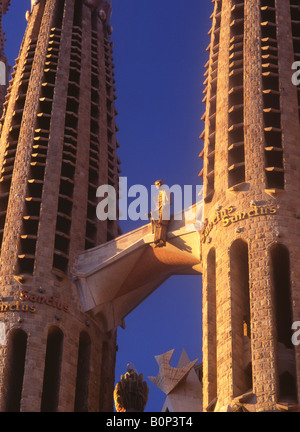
[0,0,120,411]
[201,0,300,412]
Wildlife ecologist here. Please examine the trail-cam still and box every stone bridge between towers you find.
[75,201,204,331]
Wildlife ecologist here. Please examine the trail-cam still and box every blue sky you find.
[111,1,210,412]
[4,0,211,412]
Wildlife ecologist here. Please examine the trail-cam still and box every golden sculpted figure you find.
[148,180,171,248]
[114,364,149,412]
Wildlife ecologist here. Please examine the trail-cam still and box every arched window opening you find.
[41,326,64,412]
[230,239,252,396]
[271,244,297,403]
[74,332,91,412]
[2,329,28,412]
[207,248,217,404]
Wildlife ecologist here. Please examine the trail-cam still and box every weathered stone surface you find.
[0,0,119,412]
[202,0,300,413]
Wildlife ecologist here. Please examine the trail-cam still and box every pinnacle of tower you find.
[148,349,198,395]
[0,0,11,116]
[31,0,39,8]
[26,1,41,21]
[83,0,112,23]
[27,1,112,23]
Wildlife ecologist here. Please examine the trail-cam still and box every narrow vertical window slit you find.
[41,326,64,412]
[228,0,245,190]
[17,0,66,276]
[2,329,28,412]
[290,0,300,122]
[204,0,222,203]
[53,1,82,274]
[230,239,252,397]
[271,244,298,403]
[260,0,284,191]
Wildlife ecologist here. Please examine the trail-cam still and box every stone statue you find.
[31,0,40,8]
[26,0,40,21]
[114,364,149,412]
[84,0,112,21]
[148,180,171,248]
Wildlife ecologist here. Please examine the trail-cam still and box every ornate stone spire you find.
[83,0,112,23]
[148,349,198,395]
